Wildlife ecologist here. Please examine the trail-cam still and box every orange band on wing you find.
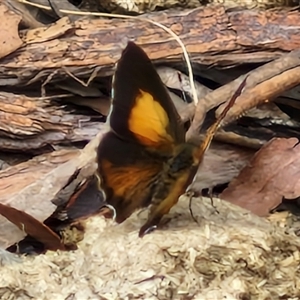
[128,90,174,147]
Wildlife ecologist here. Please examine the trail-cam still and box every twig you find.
[186,49,300,140]
[220,66,300,126]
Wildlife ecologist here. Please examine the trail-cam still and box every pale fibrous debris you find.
[0,248,22,266]
[98,0,299,13]
[0,196,300,299]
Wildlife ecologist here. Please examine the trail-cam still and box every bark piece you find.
[22,16,74,44]
[2,6,300,86]
[191,142,253,192]
[221,137,300,216]
[0,132,103,249]
[0,91,105,151]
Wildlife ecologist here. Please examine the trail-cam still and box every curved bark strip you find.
[1,6,300,86]
[0,149,79,248]
[0,131,103,249]
[186,50,300,139]
[0,91,105,151]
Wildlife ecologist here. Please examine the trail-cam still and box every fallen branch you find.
[186,50,300,139]
[1,6,300,86]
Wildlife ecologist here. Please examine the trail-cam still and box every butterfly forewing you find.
[109,42,185,152]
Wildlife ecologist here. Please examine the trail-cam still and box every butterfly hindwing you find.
[98,132,163,223]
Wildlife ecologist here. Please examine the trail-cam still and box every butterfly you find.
[97,42,247,237]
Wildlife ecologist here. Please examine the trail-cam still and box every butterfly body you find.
[97,42,244,237]
[97,42,194,236]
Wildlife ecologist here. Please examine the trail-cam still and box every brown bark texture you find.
[1,6,300,87]
[0,91,104,151]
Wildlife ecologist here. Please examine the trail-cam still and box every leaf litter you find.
[221,137,300,217]
[0,3,300,299]
[1,197,300,299]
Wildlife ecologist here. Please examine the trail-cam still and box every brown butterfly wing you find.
[98,42,185,223]
[108,41,185,152]
[98,132,163,223]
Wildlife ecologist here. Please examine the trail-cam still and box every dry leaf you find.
[0,2,23,59]
[56,81,104,97]
[10,174,107,255]
[168,90,188,112]
[221,137,300,216]
[0,131,104,249]
[65,96,111,116]
[191,143,253,192]
[0,203,65,251]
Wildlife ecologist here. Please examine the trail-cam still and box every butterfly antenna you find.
[195,76,248,161]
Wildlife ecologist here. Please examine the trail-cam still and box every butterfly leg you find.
[207,187,219,214]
